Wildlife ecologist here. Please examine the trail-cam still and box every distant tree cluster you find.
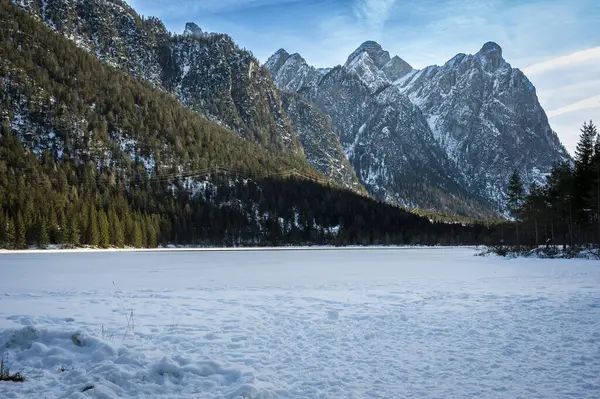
[491,121,600,249]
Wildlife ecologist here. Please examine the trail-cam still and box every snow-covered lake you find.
[1,248,599,398]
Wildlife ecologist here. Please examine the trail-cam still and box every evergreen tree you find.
[133,221,143,248]
[5,217,16,249]
[590,131,600,244]
[37,215,49,249]
[507,170,525,219]
[98,210,110,248]
[574,121,598,232]
[57,210,67,244]
[507,169,526,246]
[86,207,99,247]
[108,208,118,246]
[146,217,157,248]
[79,202,89,241]
[68,215,80,247]
[48,207,58,243]
[125,217,135,247]
[114,217,126,247]
[15,212,27,249]
[575,121,597,170]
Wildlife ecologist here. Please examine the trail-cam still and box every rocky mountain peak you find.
[265,48,322,93]
[479,41,503,57]
[265,49,292,75]
[382,55,414,82]
[346,40,391,70]
[183,22,203,37]
[274,48,290,58]
[476,41,505,71]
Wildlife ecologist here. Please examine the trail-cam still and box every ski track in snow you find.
[0,248,599,398]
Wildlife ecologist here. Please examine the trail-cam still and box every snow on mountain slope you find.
[396,42,570,204]
[344,41,413,93]
[268,45,495,217]
[280,93,364,192]
[268,40,570,212]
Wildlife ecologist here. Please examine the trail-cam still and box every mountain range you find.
[9,0,570,218]
[266,40,570,213]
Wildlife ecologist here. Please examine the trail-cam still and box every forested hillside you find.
[0,1,493,249]
[12,0,303,154]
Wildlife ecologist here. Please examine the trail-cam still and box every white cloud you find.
[354,0,397,30]
[522,46,600,154]
[523,47,600,75]
[547,95,600,118]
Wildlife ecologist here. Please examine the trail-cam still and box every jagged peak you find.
[382,55,413,81]
[265,49,293,74]
[183,22,203,37]
[288,52,307,63]
[478,41,503,58]
[266,49,311,74]
[475,41,506,71]
[346,40,391,70]
[274,48,290,58]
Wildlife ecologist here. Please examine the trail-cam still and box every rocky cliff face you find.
[267,41,569,213]
[267,48,492,216]
[396,42,570,204]
[265,50,324,94]
[280,93,363,192]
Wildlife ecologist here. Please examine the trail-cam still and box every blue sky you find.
[129,0,599,153]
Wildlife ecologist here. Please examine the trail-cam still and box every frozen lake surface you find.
[0,248,599,398]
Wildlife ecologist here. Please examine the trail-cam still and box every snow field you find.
[0,248,599,398]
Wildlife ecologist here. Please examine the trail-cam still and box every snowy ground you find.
[0,248,599,398]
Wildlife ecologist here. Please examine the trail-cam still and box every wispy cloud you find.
[523,47,600,75]
[524,46,600,153]
[547,95,600,118]
[354,0,397,30]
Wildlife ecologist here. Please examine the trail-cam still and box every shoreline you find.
[0,245,478,255]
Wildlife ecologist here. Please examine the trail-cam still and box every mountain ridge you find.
[266,40,569,211]
[267,47,496,217]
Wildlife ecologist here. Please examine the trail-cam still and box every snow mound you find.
[0,325,273,398]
